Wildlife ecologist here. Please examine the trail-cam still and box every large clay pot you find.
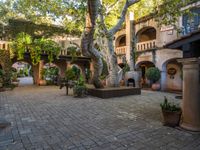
[151,83,160,91]
[162,110,182,127]
[39,80,46,86]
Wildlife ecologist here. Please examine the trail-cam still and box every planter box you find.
[162,110,182,127]
[88,87,141,99]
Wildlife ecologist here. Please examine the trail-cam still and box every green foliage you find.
[11,32,32,60]
[11,32,61,65]
[160,96,181,112]
[146,67,161,83]
[65,68,76,81]
[40,68,47,80]
[42,39,61,63]
[67,46,81,62]
[73,75,87,97]
[45,67,59,84]
[72,65,81,79]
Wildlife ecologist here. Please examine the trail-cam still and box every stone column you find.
[178,58,200,131]
[126,12,134,70]
[39,60,44,79]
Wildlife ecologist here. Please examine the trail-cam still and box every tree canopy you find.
[1,0,198,35]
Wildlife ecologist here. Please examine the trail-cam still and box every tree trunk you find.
[106,37,119,87]
[81,0,103,88]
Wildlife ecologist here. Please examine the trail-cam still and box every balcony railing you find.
[115,46,127,55]
[136,40,156,51]
[0,41,10,50]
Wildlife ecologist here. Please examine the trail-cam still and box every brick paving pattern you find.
[0,86,200,150]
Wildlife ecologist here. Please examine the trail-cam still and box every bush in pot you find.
[146,67,161,90]
[160,96,182,127]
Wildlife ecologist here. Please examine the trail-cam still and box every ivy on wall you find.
[0,49,12,86]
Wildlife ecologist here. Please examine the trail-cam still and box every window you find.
[182,7,200,35]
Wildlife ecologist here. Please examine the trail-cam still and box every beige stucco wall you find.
[165,63,182,91]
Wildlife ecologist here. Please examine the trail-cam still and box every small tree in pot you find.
[146,67,161,90]
[160,96,182,127]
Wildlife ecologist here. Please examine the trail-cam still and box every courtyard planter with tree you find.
[146,67,161,90]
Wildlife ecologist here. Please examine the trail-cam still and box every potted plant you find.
[160,96,182,127]
[73,75,87,97]
[146,67,161,90]
[39,68,47,86]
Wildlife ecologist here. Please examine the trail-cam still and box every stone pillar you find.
[32,63,39,85]
[178,58,200,131]
[126,12,134,70]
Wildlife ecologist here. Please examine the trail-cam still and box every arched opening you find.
[0,64,2,69]
[42,63,61,85]
[136,61,155,88]
[115,35,126,55]
[127,78,135,87]
[116,35,126,47]
[162,59,182,92]
[12,61,33,86]
[136,27,156,51]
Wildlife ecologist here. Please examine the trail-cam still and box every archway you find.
[136,61,155,87]
[42,63,61,85]
[161,58,182,91]
[12,61,33,86]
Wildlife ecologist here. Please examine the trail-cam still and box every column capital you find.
[177,57,200,65]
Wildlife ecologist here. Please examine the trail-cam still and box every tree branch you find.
[109,0,139,34]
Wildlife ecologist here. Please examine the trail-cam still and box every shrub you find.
[73,75,87,97]
[146,67,161,83]
[65,68,76,81]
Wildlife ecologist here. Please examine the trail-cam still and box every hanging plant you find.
[11,32,61,65]
[11,32,32,60]
[43,39,61,63]
[67,46,80,62]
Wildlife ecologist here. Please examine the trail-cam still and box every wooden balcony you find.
[115,46,127,55]
[136,40,156,51]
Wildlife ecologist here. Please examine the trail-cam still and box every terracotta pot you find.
[120,80,125,86]
[39,80,47,86]
[151,83,160,91]
[161,109,182,127]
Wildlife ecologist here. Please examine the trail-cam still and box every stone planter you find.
[161,110,182,127]
[39,80,47,86]
[151,83,160,91]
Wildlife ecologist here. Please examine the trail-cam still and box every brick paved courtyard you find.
[0,86,200,150]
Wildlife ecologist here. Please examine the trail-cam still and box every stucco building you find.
[114,1,200,92]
